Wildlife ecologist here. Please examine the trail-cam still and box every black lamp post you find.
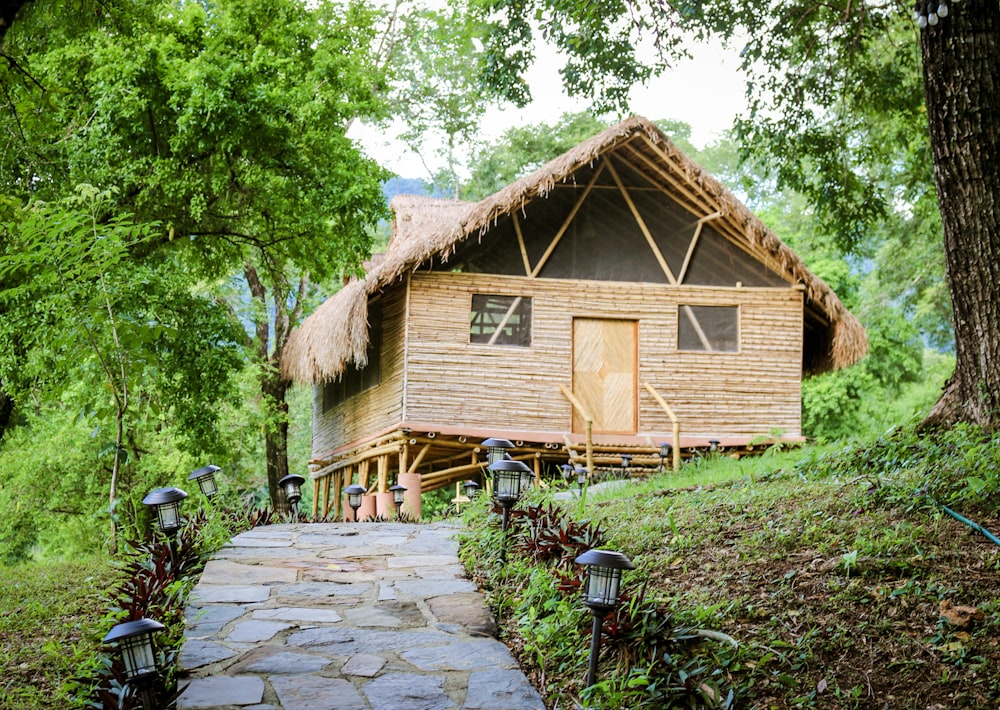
[490,458,529,563]
[462,480,480,499]
[482,437,514,467]
[278,474,306,520]
[103,618,165,709]
[187,464,221,499]
[389,484,407,518]
[345,484,367,521]
[575,549,636,688]
[490,458,529,532]
[575,466,589,495]
[142,487,188,535]
[658,442,671,473]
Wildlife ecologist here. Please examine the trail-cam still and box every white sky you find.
[349,38,748,179]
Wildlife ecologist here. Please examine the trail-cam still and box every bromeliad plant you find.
[84,501,270,708]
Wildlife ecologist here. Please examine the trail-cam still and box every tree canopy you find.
[473,0,999,429]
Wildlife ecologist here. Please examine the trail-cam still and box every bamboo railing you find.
[559,385,595,475]
[643,382,681,471]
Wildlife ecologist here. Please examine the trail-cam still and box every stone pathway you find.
[177,522,544,710]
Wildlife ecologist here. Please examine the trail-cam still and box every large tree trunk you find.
[921,2,1000,430]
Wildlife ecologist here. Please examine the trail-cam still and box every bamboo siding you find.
[400,272,803,440]
[312,288,407,458]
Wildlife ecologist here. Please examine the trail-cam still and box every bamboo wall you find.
[312,286,407,458]
[401,272,803,438]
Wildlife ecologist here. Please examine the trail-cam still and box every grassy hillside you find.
[0,557,119,709]
[459,431,1000,708]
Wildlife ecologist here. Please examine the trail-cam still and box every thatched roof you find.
[282,116,867,384]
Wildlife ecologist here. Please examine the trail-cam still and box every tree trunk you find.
[245,263,307,513]
[921,2,1000,430]
[262,370,290,513]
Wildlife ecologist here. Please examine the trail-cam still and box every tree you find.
[388,4,492,197]
[0,186,245,549]
[0,0,392,512]
[473,0,1000,430]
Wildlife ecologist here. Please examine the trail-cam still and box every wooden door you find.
[572,318,637,434]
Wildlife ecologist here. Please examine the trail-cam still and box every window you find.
[323,299,382,411]
[470,294,532,346]
[678,305,739,352]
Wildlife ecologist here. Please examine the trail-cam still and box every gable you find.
[436,153,787,288]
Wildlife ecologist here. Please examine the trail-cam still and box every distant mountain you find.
[381,176,447,205]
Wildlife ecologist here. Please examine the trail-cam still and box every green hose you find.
[938,503,1000,548]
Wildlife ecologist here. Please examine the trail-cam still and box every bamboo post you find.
[560,385,595,476]
[643,382,681,471]
[408,443,432,473]
[377,454,388,493]
[312,479,320,518]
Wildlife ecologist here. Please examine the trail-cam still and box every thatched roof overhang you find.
[282,116,867,384]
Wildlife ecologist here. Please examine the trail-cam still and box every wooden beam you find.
[407,443,432,473]
[513,212,532,276]
[681,304,713,351]
[530,163,606,278]
[606,158,677,285]
[677,211,723,285]
[487,296,524,346]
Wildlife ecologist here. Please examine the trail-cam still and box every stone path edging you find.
[177,522,544,710]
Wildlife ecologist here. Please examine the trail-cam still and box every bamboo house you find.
[281,116,867,519]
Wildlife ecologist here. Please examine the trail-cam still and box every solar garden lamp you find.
[620,454,632,477]
[102,618,165,710]
[658,443,671,473]
[709,439,720,454]
[574,549,636,688]
[187,464,220,499]
[489,458,530,564]
[141,487,188,536]
[520,466,535,493]
[575,466,589,495]
[462,480,480,499]
[278,474,306,520]
[345,484,367,522]
[389,484,407,518]
[482,437,514,467]
[561,464,573,482]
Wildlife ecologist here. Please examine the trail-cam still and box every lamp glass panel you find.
[348,492,363,508]
[197,476,218,497]
[487,446,506,466]
[283,482,301,501]
[584,566,622,608]
[120,634,156,679]
[393,488,405,504]
[157,502,181,531]
[494,470,520,500]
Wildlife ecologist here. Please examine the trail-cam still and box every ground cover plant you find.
[0,556,119,710]
[460,428,1000,708]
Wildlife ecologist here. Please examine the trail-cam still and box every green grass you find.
[0,556,120,709]
[461,431,1000,708]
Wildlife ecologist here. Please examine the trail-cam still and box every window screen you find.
[323,299,382,411]
[678,305,739,352]
[470,295,532,346]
